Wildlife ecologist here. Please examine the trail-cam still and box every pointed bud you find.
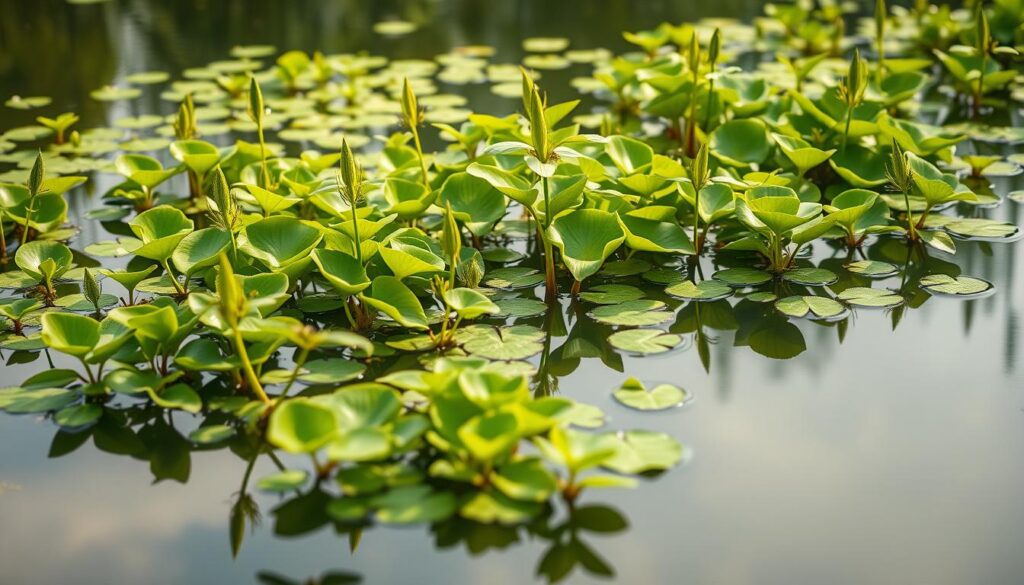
[875,0,886,42]
[207,166,235,229]
[217,253,245,323]
[247,76,264,127]
[28,150,44,196]
[709,29,721,67]
[83,268,101,307]
[688,33,701,74]
[691,143,709,192]
[975,6,990,54]
[339,138,360,201]
[520,67,536,114]
[441,202,462,269]
[846,48,866,106]
[528,86,549,162]
[401,78,419,129]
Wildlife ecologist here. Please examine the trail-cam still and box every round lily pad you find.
[775,295,847,320]
[495,298,547,318]
[90,85,142,101]
[599,258,652,277]
[746,291,778,303]
[713,267,772,287]
[456,325,545,360]
[125,71,170,85]
[845,260,899,278]
[5,95,51,110]
[613,378,688,411]
[522,37,570,52]
[374,21,417,36]
[665,280,732,301]
[483,267,545,289]
[579,284,645,304]
[782,267,838,286]
[522,55,571,70]
[837,287,905,308]
[919,274,993,296]
[589,300,672,326]
[642,268,684,285]
[608,329,682,354]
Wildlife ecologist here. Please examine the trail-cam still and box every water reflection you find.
[2,1,1024,584]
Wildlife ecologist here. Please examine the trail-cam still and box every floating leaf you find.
[589,300,672,326]
[837,287,904,308]
[845,260,898,277]
[713,267,772,287]
[782,267,837,286]
[919,274,993,296]
[665,280,732,301]
[607,329,682,354]
[775,295,846,319]
[612,378,688,411]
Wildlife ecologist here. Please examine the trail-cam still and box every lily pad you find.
[589,300,672,326]
[608,329,682,354]
[713,267,772,287]
[845,260,899,278]
[837,287,904,308]
[782,267,837,286]
[919,274,993,296]
[612,377,688,411]
[665,280,732,301]
[775,295,846,320]
[579,284,645,304]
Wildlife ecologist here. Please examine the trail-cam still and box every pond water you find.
[2,1,1023,584]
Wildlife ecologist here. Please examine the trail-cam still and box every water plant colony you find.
[1,0,1023,581]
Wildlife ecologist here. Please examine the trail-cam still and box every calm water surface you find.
[1,1,1022,584]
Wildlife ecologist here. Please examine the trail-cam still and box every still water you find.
[1,1,1023,584]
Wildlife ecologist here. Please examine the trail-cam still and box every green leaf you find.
[171,227,231,276]
[919,274,993,296]
[548,209,625,283]
[775,295,846,319]
[443,287,500,319]
[709,119,771,167]
[612,377,688,411]
[603,431,684,474]
[608,328,682,354]
[360,276,429,330]
[665,280,732,301]
[589,300,673,326]
[267,398,340,453]
[782,267,838,286]
[713,267,772,287]
[837,286,904,308]
[40,312,99,357]
[456,324,545,360]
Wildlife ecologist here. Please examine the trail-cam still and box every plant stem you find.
[841,107,853,154]
[410,126,430,189]
[693,190,702,256]
[0,214,8,264]
[542,177,551,228]
[257,123,271,190]
[232,327,270,403]
[540,224,558,301]
[21,195,37,245]
[161,259,186,295]
[342,297,358,329]
[277,347,310,403]
[902,192,918,240]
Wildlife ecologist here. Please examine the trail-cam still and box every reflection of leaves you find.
[272,489,332,537]
[741,314,807,360]
[256,569,361,585]
[138,417,191,483]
